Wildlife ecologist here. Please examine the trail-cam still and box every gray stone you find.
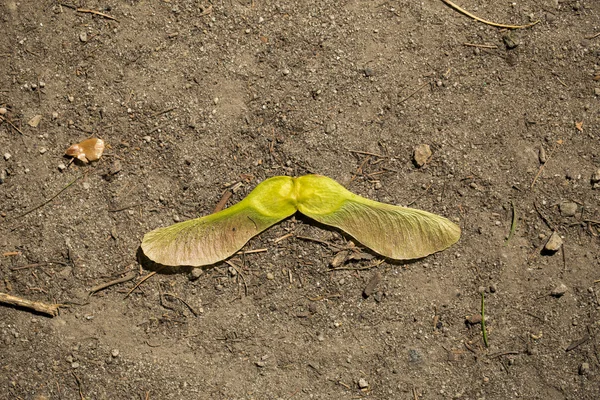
[579,362,590,375]
[551,283,568,297]
[408,349,423,364]
[560,202,578,217]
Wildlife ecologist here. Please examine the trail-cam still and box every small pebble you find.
[58,163,67,171]
[358,378,369,389]
[173,215,180,222]
[579,362,590,375]
[68,95,74,102]
[266,272,274,280]
[466,315,484,325]
[51,111,59,120]
[544,231,563,253]
[82,182,91,190]
[190,268,203,280]
[111,349,119,358]
[560,202,578,217]
[79,32,88,42]
[4,153,11,161]
[39,147,47,154]
[316,332,325,342]
[591,169,600,188]
[282,68,290,75]
[551,283,568,297]
[71,362,80,369]
[489,284,497,293]
[413,144,432,167]
[539,146,547,164]
[0,107,7,115]
[324,122,336,134]
[408,349,423,364]
[213,97,219,105]
[143,135,152,143]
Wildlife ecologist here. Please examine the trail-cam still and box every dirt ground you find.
[1,0,600,399]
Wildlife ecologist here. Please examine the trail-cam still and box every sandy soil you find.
[1,0,600,399]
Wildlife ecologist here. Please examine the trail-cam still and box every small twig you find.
[0,115,25,135]
[350,155,371,182]
[163,293,198,316]
[347,149,386,158]
[441,0,539,29]
[531,140,562,189]
[296,235,343,250]
[72,371,85,400]
[11,261,69,271]
[225,260,248,297]
[89,271,137,295]
[274,233,294,243]
[398,81,430,104]
[213,190,232,213]
[505,200,517,245]
[481,292,489,348]
[407,184,432,207]
[332,259,385,271]
[585,32,600,40]
[235,248,268,255]
[125,269,162,299]
[11,175,81,220]
[533,202,554,231]
[76,8,118,21]
[463,42,498,49]
[488,350,521,358]
[108,202,146,212]
[150,107,176,118]
[0,292,60,317]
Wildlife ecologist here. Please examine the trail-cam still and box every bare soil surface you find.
[2,1,600,399]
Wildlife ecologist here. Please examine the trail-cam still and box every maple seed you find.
[65,138,105,163]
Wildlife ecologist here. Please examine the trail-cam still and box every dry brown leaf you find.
[65,137,105,163]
